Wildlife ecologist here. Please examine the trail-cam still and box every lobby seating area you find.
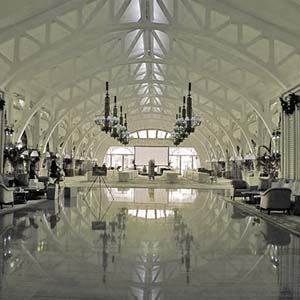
[229,176,300,216]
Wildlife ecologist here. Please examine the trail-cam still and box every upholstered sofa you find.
[230,180,250,200]
[260,187,291,215]
[0,183,14,209]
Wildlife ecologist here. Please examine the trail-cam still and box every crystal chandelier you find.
[95,82,130,145]
[171,82,201,146]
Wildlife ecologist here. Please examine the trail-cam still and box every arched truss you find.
[11,39,277,130]
[65,114,217,161]
[1,0,298,154]
[21,73,258,153]
[33,75,254,154]
[12,57,272,148]
[1,0,298,88]
[50,109,228,158]
[62,115,219,161]
[47,97,238,157]
[15,75,259,153]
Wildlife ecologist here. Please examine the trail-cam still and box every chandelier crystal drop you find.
[95,81,130,145]
[171,82,201,146]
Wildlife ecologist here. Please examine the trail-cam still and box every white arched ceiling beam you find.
[100,78,256,151]
[2,9,292,93]
[123,54,274,133]
[5,23,285,94]
[62,90,238,156]
[9,46,271,126]
[13,56,273,148]
[34,76,253,156]
[177,0,300,88]
[17,70,247,152]
[11,36,274,139]
[61,121,96,155]
[0,1,83,43]
[47,108,223,160]
[128,100,238,154]
[2,0,300,130]
[197,0,300,51]
[39,85,239,157]
[56,111,218,161]
[172,32,281,89]
[40,109,94,153]
[3,19,292,91]
[4,30,125,89]
[0,0,112,87]
[166,38,275,128]
[70,112,222,160]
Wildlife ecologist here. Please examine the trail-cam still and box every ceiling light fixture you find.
[171,82,201,146]
[95,82,130,145]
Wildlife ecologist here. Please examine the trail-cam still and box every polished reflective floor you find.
[0,187,300,300]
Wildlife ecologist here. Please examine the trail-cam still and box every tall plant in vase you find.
[256,140,280,179]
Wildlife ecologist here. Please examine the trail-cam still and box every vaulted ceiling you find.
[0,0,298,159]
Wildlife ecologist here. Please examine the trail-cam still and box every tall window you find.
[104,147,134,170]
[129,129,172,139]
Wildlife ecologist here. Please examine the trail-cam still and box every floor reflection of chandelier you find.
[171,82,201,146]
[95,81,130,145]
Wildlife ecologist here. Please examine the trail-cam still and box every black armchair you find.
[230,180,250,200]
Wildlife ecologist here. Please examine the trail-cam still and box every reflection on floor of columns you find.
[0,187,299,299]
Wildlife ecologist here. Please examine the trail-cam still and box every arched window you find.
[129,129,172,139]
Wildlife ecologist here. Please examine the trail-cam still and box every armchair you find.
[230,180,250,200]
[260,187,291,215]
[0,183,14,209]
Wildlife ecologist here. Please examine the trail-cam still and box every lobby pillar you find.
[32,112,40,149]
[280,93,300,180]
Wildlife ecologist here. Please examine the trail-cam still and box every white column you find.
[281,103,300,180]
[52,126,59,152]
[32,112,40,149]
[0,92,6,175]
[0,109,4,175]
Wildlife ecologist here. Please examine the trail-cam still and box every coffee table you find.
[13,191,29,204]
[24,188,44,200]
[241,191,262,204]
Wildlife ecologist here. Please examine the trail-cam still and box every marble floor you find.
[0,187,299,300]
